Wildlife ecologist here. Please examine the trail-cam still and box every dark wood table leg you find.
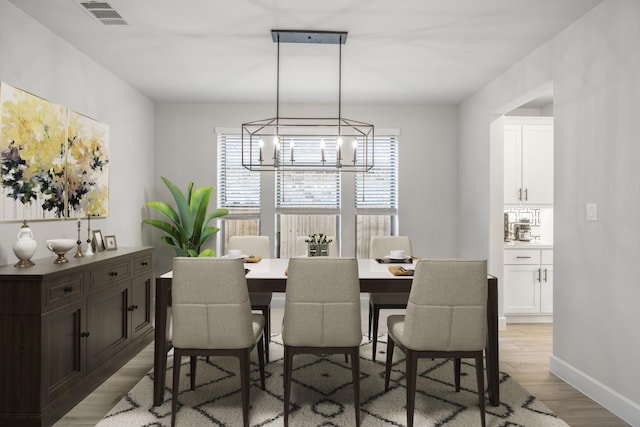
[486,276,500,406]
[153,277,171,406]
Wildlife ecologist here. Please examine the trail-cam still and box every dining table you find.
[152,258,500,407]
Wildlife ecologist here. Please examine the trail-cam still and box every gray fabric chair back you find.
[283,257,361,347]
[228,235,271,258]
[404,259,487,351]
[294,235,338,257]
[369,236,413,259]
[172,257,256,349]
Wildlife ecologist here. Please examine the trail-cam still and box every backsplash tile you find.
[504,207,553,241]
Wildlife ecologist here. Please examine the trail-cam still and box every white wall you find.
[0,1,155,266]
[459,1,640,424]
[152,103,459,274]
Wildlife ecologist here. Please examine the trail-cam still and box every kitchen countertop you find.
[504,240,553,249]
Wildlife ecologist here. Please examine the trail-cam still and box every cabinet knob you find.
[141,261,149,266]
[63,286,73,293]
[80,332,90,338]
[109,271,118,277]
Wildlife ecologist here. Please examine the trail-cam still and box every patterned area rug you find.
[97,335,568,426]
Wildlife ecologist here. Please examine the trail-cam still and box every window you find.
[217,131,261,251]
[276,137,341,257]
[217,130,398,258]
[355,133,399,258]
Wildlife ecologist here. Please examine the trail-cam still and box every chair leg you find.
[189,356,197,390]
[384,337,395,391]
[262,306,271,363]
[372,305,381,361]
[283,346,294,427]
[454,358,461,392]
[475,354,486,427]
[405,350,418,427]
[257,337,266,389]
[171,351,181,427]
[351,347,361,426]
[367,301,373,340]
[239,349,251,427]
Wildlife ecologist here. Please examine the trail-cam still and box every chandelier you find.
[242,30,374,172]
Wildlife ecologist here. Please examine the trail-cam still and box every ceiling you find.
[9,0,601,105]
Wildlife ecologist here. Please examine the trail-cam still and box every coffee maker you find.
[516,218,531,241]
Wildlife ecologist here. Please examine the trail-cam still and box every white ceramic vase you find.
[13,220,38,268]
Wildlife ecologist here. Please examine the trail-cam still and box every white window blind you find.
[217,132,261,211]
[355,134,398,210]
[276,137,340,210]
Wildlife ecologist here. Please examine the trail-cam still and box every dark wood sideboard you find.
[0,247,154,427]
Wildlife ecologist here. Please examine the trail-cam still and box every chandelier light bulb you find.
[259,138,264,162]
[352,140,358,163]
[290,140,295,162]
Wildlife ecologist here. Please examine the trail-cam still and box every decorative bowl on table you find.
[46,239,76,264]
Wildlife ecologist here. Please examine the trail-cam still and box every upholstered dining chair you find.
[294,235,338,257]
[384,259,488,427]
[282,257,362,426]
[170,257,266,427]
[368,235,413,360]
[228,235,272,362]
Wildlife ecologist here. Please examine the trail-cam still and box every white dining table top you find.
[160,258,415,280]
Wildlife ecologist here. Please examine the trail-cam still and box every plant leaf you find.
[145,201,180,227]
[161,177,193,238]
[143,219,181,242]
[198,248,216,257]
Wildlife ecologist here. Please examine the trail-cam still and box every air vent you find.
[80,1,128,26]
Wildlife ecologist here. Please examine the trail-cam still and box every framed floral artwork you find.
[0,81,109,221]
[66,110,110,219]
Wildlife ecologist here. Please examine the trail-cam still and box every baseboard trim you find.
[499,316,507,330]
[550,355,640,426]
[506,314,553,324]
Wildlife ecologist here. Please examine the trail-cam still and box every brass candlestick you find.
[74,219,84,258]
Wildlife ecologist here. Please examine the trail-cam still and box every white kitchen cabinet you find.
[504,117,553,206]
[504,247,553,322]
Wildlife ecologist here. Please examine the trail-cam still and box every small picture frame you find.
[92,230,105,252]
[104,235,118,251]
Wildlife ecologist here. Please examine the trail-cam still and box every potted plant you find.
[305,233,332,257]
[143,176,228,257]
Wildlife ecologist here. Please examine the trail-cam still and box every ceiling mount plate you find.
[271,30,347,44]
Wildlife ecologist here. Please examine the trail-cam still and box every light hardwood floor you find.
[54,310,629,426]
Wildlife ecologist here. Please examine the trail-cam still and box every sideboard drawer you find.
[133,253,153,276]
[44,273,84,310]
[90,260,131,290]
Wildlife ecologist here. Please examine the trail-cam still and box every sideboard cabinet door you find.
[42,300,87,405]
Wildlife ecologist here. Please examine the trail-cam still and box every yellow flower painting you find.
[66,111,110,218]
[0,81,109,221]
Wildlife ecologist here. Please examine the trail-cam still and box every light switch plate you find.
[586,203,598,221]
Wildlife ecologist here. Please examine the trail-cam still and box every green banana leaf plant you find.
[143,176,228,257]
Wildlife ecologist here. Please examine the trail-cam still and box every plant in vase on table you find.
[305,233,332,257]
[143,176,228,257]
